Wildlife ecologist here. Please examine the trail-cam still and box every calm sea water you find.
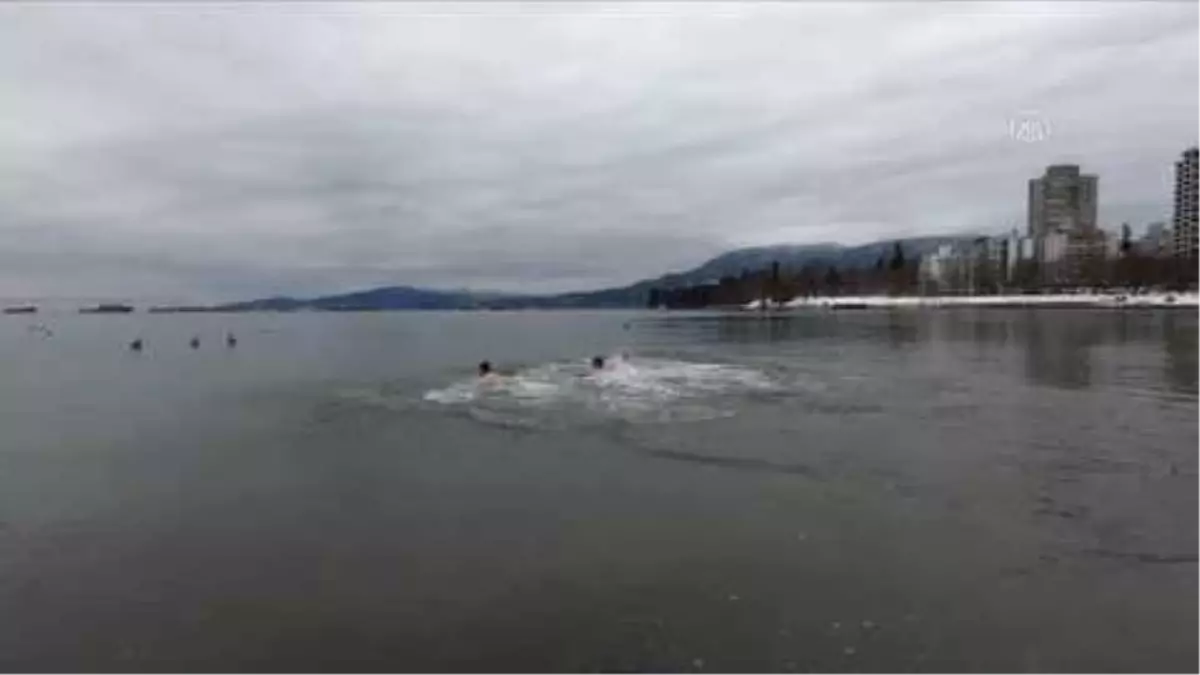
[0,309,1196,672]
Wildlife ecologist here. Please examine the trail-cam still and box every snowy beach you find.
[743,292,1200,311]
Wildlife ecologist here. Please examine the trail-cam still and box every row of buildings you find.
[920,146,1199,293]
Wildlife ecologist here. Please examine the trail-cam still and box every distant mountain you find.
[676,243,846,284]
[649,236,967,286]
[307,286,482,311]
[214,287,507,312]
[214,236,973,312]
[480,236,970,309]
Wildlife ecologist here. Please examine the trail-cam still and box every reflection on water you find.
[638,309,1198,395]
[886,311,920,349]
[0,308,1195,672]
[1163,312,1199,392]
[1020,312,1096,390]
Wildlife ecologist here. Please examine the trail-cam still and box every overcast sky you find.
[0,2,1196,302]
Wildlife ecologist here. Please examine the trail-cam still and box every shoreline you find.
[744,292,1200,311]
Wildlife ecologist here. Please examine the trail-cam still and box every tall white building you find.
[1028,164,1099,238]
[1042,230,1069,264]
[1020,237,1035,261]
[1027,164,1107,286]
[1173,147,1198,259]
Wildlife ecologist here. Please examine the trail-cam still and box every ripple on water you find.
[421,355,781,428]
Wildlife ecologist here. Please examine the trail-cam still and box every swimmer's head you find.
[478,360,492,376]
[591,355,605,370]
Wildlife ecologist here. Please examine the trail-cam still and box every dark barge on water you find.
[79,303,135,314]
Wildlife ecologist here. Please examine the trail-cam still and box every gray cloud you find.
[0,1,1195,302]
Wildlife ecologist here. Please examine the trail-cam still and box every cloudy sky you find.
[0,2,1196,302]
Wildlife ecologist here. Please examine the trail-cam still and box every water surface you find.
[0,309,1195,672]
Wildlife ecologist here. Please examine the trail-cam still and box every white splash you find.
[422,354,779,425]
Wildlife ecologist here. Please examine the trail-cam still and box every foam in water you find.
[421,353,778,426]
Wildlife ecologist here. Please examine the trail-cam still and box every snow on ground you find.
[740,292,1200,311]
